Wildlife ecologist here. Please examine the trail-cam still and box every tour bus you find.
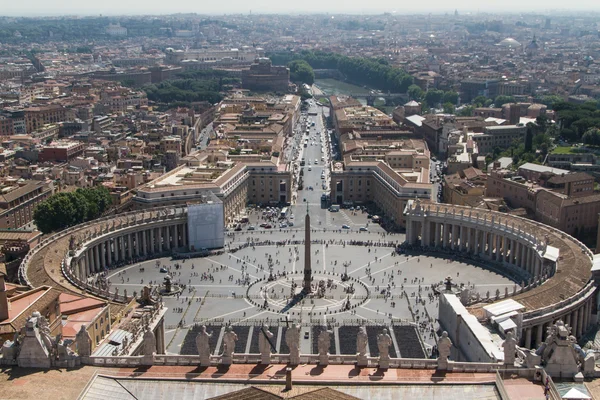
[304,139,308,147]
[280,207,290,219]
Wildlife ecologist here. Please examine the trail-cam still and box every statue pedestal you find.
[141,354,154,366]
[379,356,390,369]
[319,353,329,366]
[261,353,271,365]
[437,359,452,371]
[357,354,368,367]
[289,353,300,366]
[199,355,210,367]
[221,355,232,366]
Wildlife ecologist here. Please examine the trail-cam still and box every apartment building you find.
[38,141,85,163]
[0,180,54,229]
[471,124,527,155]
[24,105,66,133]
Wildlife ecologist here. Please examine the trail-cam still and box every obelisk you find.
[303,203,312,293]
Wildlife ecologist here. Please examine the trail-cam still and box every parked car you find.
[359,227,368,232]
[248,226,256,230]
[342,224,350,229]
[159,267,168,273]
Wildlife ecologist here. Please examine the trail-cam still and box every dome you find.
[498,38,522,48]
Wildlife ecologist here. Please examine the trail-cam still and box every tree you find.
[525,126,533,152]
[424,89,444,108]
[494,95,515,107]
[288,60,314,85]
[33,186,113,234]
[582,128,600,146]
[457,106,474,116]
[407,84,424,101]
[442,102,455,114]
[540,95,563,108]
[472,95,488,107]
[442,91,459,105]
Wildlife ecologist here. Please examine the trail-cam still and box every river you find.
[313,78,391,110]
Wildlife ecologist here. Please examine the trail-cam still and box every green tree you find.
[457,106,474,116]
[407,84,424,101]
[540,95,563,108]
[442,102,455,114]
[33,186,113,234]
[442,91,459,105]
[472,95,488,107]
[494,95,515,107]
[525,126,533,152]
[582,128,600,146]
[424,89,444,107]
[33,193,77,233]
[288,60,314,85]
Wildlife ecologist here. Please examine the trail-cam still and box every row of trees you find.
[268,50,414,93]
[407,85,459,108]
[33,186,113,234]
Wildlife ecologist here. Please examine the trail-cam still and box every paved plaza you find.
[106,215,515,356]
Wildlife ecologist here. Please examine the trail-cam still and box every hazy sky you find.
[2,0,600,16]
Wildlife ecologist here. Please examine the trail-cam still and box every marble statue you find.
[437,331,452,370]
[222,325,237,360]
[502,331,517,365]
[143,328,156,356]
[196,325,212,366]
[259,325,274,364]
[75,325,92,357]
[285,324,300,365]
[356,325,368,367]
[318,325,333,365]
[377,329,392,360]
[37,314,53,355]
[356,325,368,357]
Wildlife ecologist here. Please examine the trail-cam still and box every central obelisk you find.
[303,203,312,293]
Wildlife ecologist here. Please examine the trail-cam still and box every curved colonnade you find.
[405,202,596,349]
[20,201,597,351]
[20,206,188,303]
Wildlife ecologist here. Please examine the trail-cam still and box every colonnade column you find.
[106,240,112,268]
[87,250,93,275]
[443,223,450,247]
[150,228,155,254]
[450,225,456,250]
[127,234,132,260]
[142,229,148,255]
[119,236,125,261]
[524,327,532,349]
[583,302,590,333]
[535,323,544,348]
